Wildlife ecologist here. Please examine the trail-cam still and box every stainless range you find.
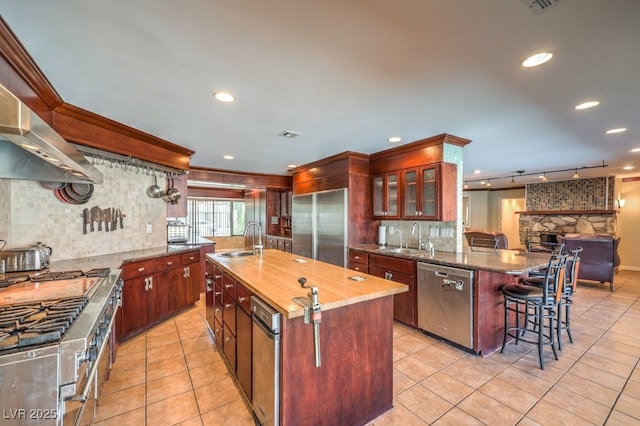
[0,268,123,425]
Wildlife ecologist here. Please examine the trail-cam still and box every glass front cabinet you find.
[372,172,400,219]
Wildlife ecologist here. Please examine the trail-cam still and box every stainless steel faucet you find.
[243,222,263,254]
[411,222,423,250]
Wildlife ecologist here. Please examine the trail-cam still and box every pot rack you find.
[74,145,186,177]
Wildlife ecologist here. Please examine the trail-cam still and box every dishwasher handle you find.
[252,313,280,339]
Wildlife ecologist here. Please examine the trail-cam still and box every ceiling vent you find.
[520,0,566,15]
[278,131,300,138]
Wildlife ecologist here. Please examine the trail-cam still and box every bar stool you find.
[500,253,568,369]
[522,247,582,350]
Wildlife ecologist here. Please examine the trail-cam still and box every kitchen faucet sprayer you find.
[243,222,263,255]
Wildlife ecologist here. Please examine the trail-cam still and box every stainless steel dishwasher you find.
[417,262,474,350]
[251,296,281,426]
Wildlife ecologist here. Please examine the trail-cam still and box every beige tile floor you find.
[92,270,640,425]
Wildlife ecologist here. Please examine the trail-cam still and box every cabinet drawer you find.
[122,259,156,280]
[156,254,181,270]
[284,239,292,253]
[349,251,369,265]
[180,250,200,264]
[348,262,369,274]
[223,300,237,336]
[370,254,415,275]
[222,273,237,300]
[236,283,252,314]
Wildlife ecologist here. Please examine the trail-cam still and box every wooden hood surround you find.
[0,16,193,171]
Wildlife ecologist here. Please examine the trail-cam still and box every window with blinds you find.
[177,198,246,240]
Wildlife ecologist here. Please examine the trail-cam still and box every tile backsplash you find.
[0,163,168,262]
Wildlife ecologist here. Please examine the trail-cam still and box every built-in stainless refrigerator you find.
[292,188,348,267]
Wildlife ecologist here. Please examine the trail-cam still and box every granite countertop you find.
[350,244,551,275]
[49,245,206,272]
[207,249,407,319]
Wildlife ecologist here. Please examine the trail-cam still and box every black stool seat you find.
[500,253,568,369]
[501,283,543,299]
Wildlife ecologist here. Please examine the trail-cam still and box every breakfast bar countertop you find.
[349,244,551,275]
[207,249,407,319]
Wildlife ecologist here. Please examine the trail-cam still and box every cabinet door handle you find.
[149,276,153,290]
[225,284,233,289]
[224,303,233,309]
[214,275,222,280]
[189,256,195,260]
[355,266,361,271]
[215,308,220,314]
[238,296,247,303]
[138,267,145,272]
[215,291,222,296]
[167,261,173,266]
[354,255,360,260]
[225,337,231,343]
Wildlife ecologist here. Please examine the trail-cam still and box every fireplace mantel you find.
[516,210,618,215]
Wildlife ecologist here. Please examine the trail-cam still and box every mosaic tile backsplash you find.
[525,177,615,210]
[0,163,168,262]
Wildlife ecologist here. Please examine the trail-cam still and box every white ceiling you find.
[1,0,639,188]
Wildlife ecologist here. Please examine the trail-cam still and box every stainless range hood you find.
[0,84,103,184]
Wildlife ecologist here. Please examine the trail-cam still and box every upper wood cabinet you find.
[370,134,469,222]
[402,163,457,221]
[372,172,400,219]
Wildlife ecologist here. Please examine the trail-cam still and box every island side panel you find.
[474,269,519,355]
[280,296,394,425]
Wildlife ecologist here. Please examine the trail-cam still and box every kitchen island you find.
[349,245,551,355]
[206,249,407,426]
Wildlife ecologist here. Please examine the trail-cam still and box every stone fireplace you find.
[518,177,617,246]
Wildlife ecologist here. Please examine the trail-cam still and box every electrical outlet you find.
[146,223,153,233]
[441,227,454,238]
[429,228,439,238]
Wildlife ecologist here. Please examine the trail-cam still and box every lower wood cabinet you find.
[266,235,292,253]
[120,249,202,340]
[236,283,253,398]
[348,250,417,327]
[205,258,253,400]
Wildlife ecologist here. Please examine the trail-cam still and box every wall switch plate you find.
[441,228,454,238]
[146,224,153,233]
[429,228,439,238]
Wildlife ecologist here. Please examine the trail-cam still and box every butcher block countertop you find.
[350,244,551,275]
[207,249,407,319]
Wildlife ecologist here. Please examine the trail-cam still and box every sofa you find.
[463,230,509,250]
[561,233,620,291]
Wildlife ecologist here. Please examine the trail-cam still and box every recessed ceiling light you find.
[278,131,300,138]
[605,128,627,134]
[522,52,553,67]
[574,101,600,110]
[287,164,297,169]
[623,166,634,170]
[223,155,234,160]
[213,92,235,103]
[630,148,640,153]
[387,136,402,143]
[473,170,481,174]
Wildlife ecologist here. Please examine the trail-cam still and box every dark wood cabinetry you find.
[372,172,400,219]
[266,189,293,237]
[348,250,369,273]
[120,249,201,340]
[402,163,457,221]
[266,235,292,253]
[205,258,253,399]
[236,283,253,399]
[370,134,469,221]
[348,250,417,327]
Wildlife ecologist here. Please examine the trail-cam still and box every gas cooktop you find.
[0,268,110,289]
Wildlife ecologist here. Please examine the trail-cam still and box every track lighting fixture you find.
[465,162,606,187]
